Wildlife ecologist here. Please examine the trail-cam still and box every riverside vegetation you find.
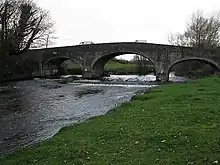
[1,76,220,165]
[62,58,154,76]
[62,58,215,79]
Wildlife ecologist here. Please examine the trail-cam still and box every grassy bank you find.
[65,59,154,75]
[1,77,220,165]
[63,60,137,75]
[104,60,136,72]
[104,60,154,75]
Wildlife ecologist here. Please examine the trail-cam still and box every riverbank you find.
[1,76,220,165]
[0,76,34,83]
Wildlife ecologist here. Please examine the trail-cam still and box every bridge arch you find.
[43,56,83,76]
[167,57,220,80]
[43,56,70,66]
[91,51,156,77]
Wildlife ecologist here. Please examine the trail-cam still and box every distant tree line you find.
[132,55,155,75]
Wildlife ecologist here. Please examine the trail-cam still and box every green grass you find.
[65,59,154,75]
[1,76,220,165]
[65,60,137,75]
[104,60,136,71]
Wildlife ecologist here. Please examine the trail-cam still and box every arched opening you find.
[91,52,156,79]
[43,57,70,77]
[60,59,82,75]
[43,56,83,78]
[168,57,220,81]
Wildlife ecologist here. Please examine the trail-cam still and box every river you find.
[0,74,187,155]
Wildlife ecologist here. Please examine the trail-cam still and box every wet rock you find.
[75,89,103,98]
[60,76,80,84]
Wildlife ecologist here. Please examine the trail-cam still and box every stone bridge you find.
[19,42,220,82]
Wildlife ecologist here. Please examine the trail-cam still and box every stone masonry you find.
[19,42,220,82]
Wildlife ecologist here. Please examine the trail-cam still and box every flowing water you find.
[0,74,187,155]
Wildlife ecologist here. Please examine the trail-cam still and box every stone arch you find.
[43,56,70,67]
[167,57,220,80]
[43,56,83,68]
[43,56,83,76]
[91,51,157,77]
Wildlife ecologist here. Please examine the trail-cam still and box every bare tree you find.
[169,10,220,48]
[0,0,54,79]
[168,10,220,77]
[0,0,54,59]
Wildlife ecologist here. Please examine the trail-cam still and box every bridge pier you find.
[156,72,169,82]
[82,70,92,79]
[39,62,43,77]
[83,69,107,79]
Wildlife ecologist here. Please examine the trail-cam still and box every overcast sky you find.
[34,0,220,59]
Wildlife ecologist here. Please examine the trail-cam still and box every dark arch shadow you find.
[43,56,83,76]
[167,57,220,80]
[43,57,83,69]
[43,56,71,67]
[91,52,156,77]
